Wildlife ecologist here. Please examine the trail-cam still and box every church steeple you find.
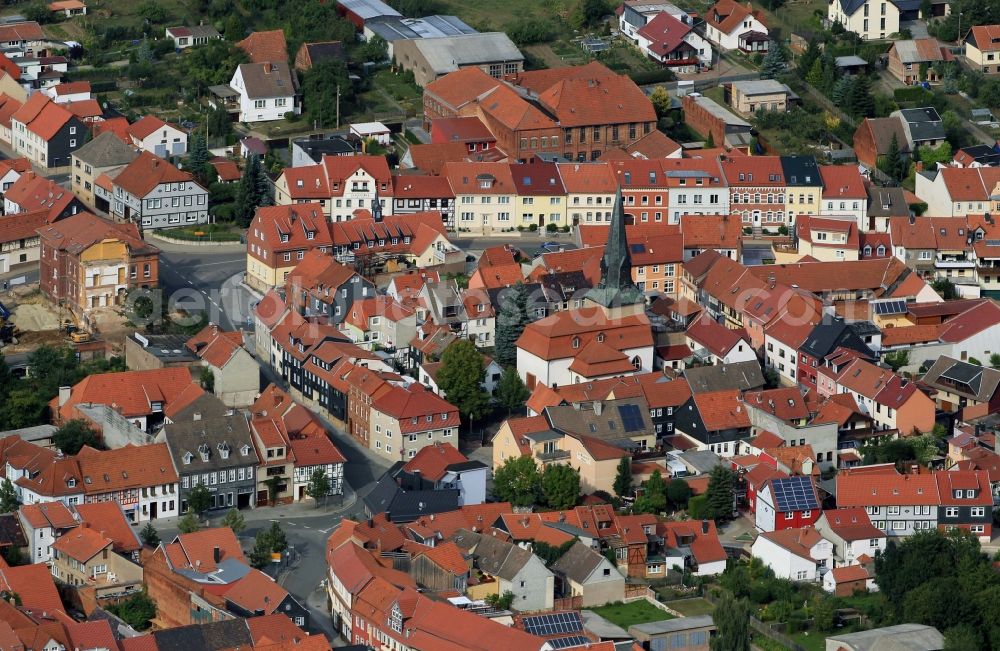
[585,187,644,313]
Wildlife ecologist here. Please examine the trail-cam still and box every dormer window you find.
[572,336,580,349]
[151,401,163,412]
[198,443,210,462]
[596,332,605,343]
[183,452,194,465]
[241,444,251,456]
[954,490,961,498]
[306,230,315,240]
[67,478,76,488]
[218,443,231,459]
[877,245,885,256]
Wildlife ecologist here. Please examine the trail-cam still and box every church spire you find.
[585,187,644,311]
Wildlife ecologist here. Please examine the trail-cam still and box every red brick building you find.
[37,212,159,318]
[423,62,656,162]
[721,155,788,230]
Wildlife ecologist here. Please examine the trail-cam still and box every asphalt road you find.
[156,247,251,331]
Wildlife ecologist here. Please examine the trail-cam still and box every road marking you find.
[302,525,310,529]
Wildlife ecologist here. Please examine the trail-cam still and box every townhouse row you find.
[272,152,877,233]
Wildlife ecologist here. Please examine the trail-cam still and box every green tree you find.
[187,132,211,183]
[666,478,692,510]
[52,419,101,455]
[249,530,273,568]
[848,75,875,118]
[266,521,288,553]
[495,283,530,367]
[650,86,672,118]
[187,484,213,516]
[710,593,751,651]
[485,589,515,610]
[0,479,18,514]
[436,340,491,429]
[637,470,667,514]
[919,141,953,167]
[687,493,709,519]
[704,465,735,521]
[177,511,201,534]
[496,367,529,415]
[806,57,824,89]
[832,76,853,107]
[492,455,540,507]
[207,104,233,143]
[881,133,905,181]
[301,59,352,128]
[199,366,215,392]
[107,591,157,630]
[221,508,246,534]
[759,43,785,79]
[138,0,167,23]
[932,277,958,300]
[812,596,838,632]
[883,350,909,372]
[234,154,271,227]
[578,0,610,26]
[944,624,983,651]
[305,467,332,507]
[139,522,160,547]
[941,109,968,148]
[613,456,633,498]
[798,40,820,79]
[541,463,580,510]
[989,353,1000,369]
[358,35,388,62]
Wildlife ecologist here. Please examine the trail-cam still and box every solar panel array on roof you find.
[618,404,645,433]
[522,612,583,637]
[548,635,593,649]
[630,243,646,254]
[986,240,1000,247]
[940,362,983,386]
[873,300,906,316]
[771,476,818,512]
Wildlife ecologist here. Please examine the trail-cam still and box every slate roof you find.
[151,618,253,651]
[161,414,260,474]
[550,540,610,583]
[922,355,1000,403]
[683,361,764,394]
[72,130,138,167]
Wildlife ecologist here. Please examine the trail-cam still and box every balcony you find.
[935,257,974,269]
[537,449,571,463]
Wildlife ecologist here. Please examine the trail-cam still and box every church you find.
[516,189,655,390]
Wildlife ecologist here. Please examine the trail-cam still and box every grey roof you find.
[411,33,523,75]
[835,55,868,67]
[472,533,537,580]
[781,155,820,187]
[729,79,795,97]
[0,424,56,444]
[544,397,653,447]
[338,0,401,21]
[127,333,198,362]
[152,618,252,651]
[161,414,259,473]
[922,355,1000,402]
[674,449,724,474]
[891,39,945,64]
[302,41,345,63]
[293,136,355,162]
[835,0,867,15]
[683,361,764,393]
[893,107,945,144]
[72,131,139,168]
[629,615,715,636]
[366,14,476,42]
[867,185,910,218]
[550,541,609,583]
[688,95,750,128]
[364,471,460,521]
[169,392,233,423]
[236,61,298,99]
[826,624,944,651]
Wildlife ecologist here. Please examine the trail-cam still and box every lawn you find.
[590,600,674,630]
[664,598,715,617]
[790,631,827,651]
[158,223,242,242]
[756,0,827,39]
[434,0,577,33]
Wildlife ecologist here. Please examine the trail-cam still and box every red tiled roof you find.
[516,309,653,361]
[686,313,748,357]
[19,501,75,530]
[556,161,618,193]
[968,25,1000,53]
[837,469,939,506]
[92,116,131,143]
[167,527,245,573]
[371,384,460,434]
[637,11,694,57]
[414,540,468,576]
[223,568,289,614]
[820,507,885,541]
[76,443,179,495]
[758,527,825,560]
[237,29,288,63]
[693,389,750,430]
[51,526,110,562]
[66,620,118,651]
[536,73,655,127]
[73,502,141,553]
[0,22,46,42]
[819,165,866,199]
[402,442,469,482]
[0,564,64,614]
[211,158,240,182]
[112,151,196,198]
[56,367,199,420]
